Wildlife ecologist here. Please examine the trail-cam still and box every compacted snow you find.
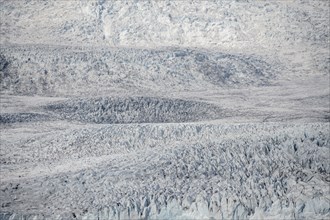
[0,0,329,219]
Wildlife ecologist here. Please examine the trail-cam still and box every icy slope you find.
[0,122,329,220]
[0,0,329,219]
[1,0,329,81]
[0,45,277,96]
[1,0,329,50]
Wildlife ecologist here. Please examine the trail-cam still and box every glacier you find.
[0,0,329,219]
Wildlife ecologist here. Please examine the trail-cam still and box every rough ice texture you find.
[0,123,329,219]
[44,97,223,124]
[0,46,276,96]
[1,0,329,49]
[0,0,329,219]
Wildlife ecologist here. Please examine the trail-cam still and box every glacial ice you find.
[0,123,329,219]
[0,0,329,219]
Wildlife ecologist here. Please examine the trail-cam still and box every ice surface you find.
[0,46,276,96]
[0,0,329,219]
[43,97,223,124]
[0,122,329,219]
[1,0,329,50]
